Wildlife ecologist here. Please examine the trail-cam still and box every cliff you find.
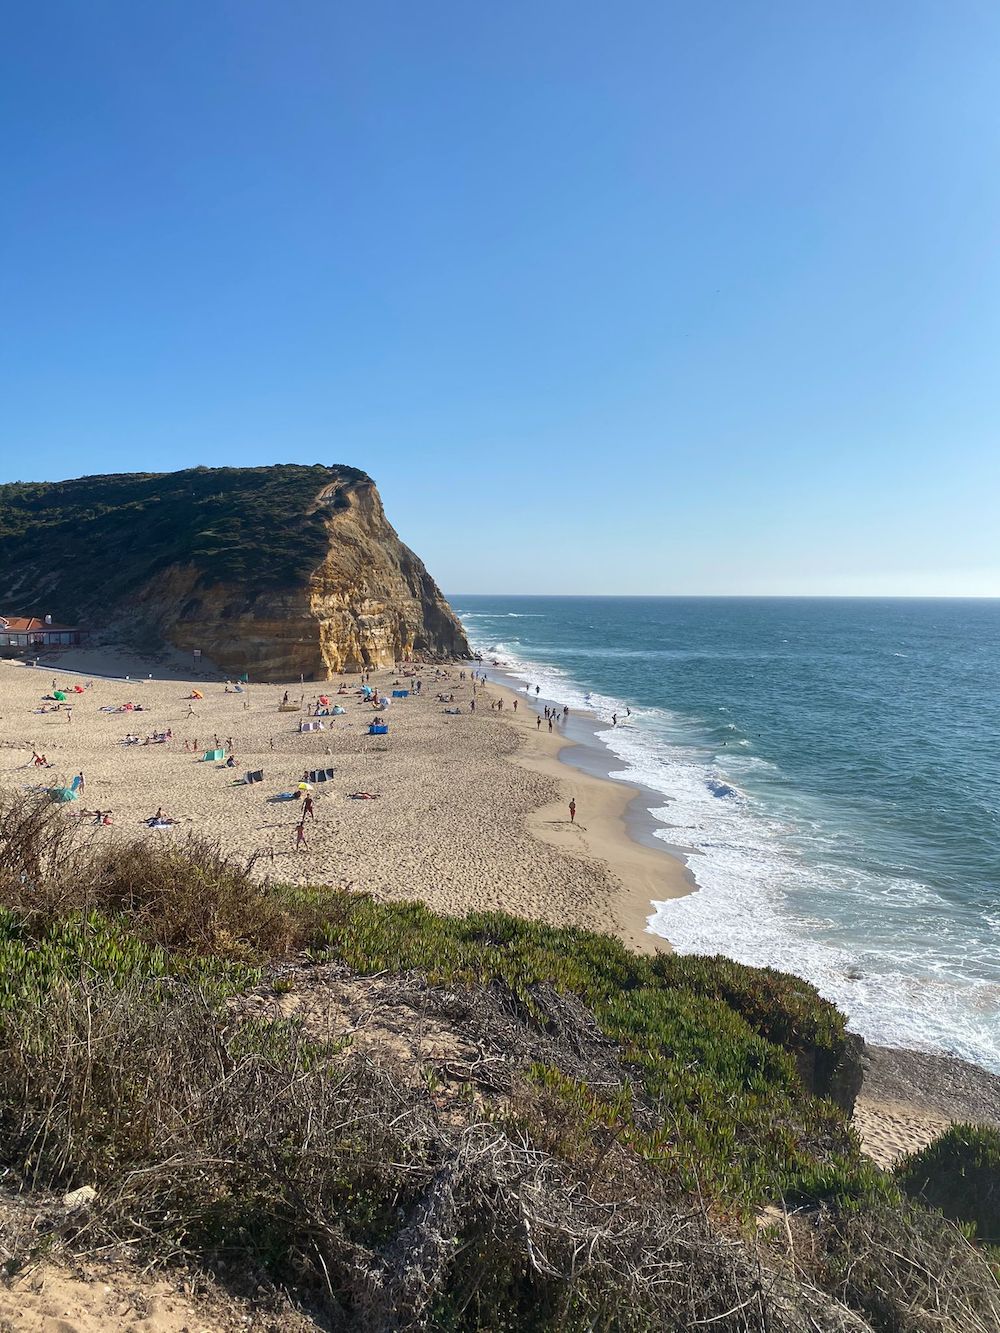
[0,464,469,679]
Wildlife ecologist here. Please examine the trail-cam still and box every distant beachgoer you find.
[295,820,308,850]
[548,718,553,732]
[611,713,617,727]
[186,704,195,717]
[536,716,541,729]
[66,708,72,723]
[225,755,236,768]
[569,798,576,823]
[283,691,289,704]
[513,698,518,711]
[77,771,85,794]
[470,698,475,711]
[563,706,569,718]
[535,685,540,696]
[303,794,315,820]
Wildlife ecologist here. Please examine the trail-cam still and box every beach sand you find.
[1,648,994,1168]
[0,652,688,945]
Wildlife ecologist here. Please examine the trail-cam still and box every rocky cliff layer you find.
[0,464,469,679]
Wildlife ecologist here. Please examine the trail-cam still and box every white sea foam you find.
[462,616,1000,1073]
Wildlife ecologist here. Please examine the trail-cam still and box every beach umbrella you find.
[53,691,67,700]
[298,782,312,791]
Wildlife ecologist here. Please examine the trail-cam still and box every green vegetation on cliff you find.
[0,464,365,622]
[0,795,996,1331]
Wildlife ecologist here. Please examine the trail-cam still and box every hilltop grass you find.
[0,463,366,622]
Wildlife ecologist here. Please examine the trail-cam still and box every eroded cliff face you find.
[0,464,469,681]
[133,476,468,680]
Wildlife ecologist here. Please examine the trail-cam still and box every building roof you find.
[0,615,78,632]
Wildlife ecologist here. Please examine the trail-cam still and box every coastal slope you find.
[0,464,468,679]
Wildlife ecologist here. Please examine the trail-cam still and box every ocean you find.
[453,596,1000,1073]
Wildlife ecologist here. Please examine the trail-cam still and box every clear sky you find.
[2,3,999,596]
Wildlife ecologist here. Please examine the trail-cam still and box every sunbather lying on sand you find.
[349,791,380,799]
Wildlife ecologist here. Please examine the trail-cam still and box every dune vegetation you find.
[0,793,996,1331]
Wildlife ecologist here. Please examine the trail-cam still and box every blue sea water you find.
[453,596,1000,1072]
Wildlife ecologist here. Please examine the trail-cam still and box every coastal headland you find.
[1,645,996,1172]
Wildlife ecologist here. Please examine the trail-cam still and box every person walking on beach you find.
[76,771,86,795]
[536,715,542,729]
[512,698,517,712]
[548,717,553,732]
[295,819,308,851]
[303,793,315,820]
[569,798,576,823]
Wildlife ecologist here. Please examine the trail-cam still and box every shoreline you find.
[478,677,694,954]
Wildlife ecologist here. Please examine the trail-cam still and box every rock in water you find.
[0,464,469,679]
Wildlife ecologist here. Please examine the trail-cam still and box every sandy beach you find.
[0,650,688,947]
[1,646,995,1169]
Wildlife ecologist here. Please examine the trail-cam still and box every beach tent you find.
[378,696,390,708]
[246,770,264,784]
[391,690,409,698]
[306,769,328,783]
[331,705,346,715]
[299,720,323,733]
[368,724,389,735]
[48,786,77,802]
[201,748,224,762]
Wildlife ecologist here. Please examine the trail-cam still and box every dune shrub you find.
[895,1123,1000,1245]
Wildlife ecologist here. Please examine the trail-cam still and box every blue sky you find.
[2,2,999,595]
